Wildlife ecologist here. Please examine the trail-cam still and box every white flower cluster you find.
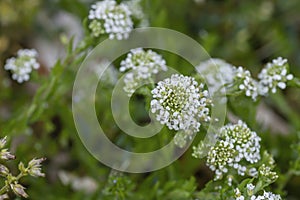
[196,59,258,100]
[201,120,261,180]
[250,191,282,200]
[120,48,167,95]
[234,67,259,101]
[151,74,211,133]
[123,0,149,27]
[258,57,293,95]
[235,184,281,200]
[258,164,279,182]
[4,49,40,83]
[197,57,294,101]
[196,58,236,94]
[88,0,133,40]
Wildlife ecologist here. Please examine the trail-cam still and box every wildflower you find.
[0,194,9,200]
[258,57,293,95]
[246,183,255,196]
[10,183,28,198]
[235,188,245,200]
[250,191,282,200]
[196,58,236,94]
[201,121,261,180]
[220,120,261,165]
[259,164,278,183]
[0,164,9,176]
[120,48,167,95]
[0,149,16,160]
[151,74,211,132]
[88,0,133,40]
[27,158,46,177]
[206,140,235,180]
[0,137,7,149]
[192,141,210,158]
[123,0,149,27]
[235,67,258,101]
[4,49,39,83]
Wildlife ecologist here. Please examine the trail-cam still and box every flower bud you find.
[0,164,9,176]
[10,183,28,198]
[27,158,46,177]
[0,149,16,160]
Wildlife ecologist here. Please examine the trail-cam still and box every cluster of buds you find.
[0,136,45,199]
[4,49,40,83]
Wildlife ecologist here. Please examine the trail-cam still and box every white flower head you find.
[258,57,293,96]
[204,120,261,180]
[235,67,258,101]
[196,58,236,94]
[151,74,211,132]
[4,49,40,83]
[88,0,134,40]
[250,191,282,200]
[120,48,167,95]
[123,0,149,27]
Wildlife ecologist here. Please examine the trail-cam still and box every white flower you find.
[123,0,149,27]
[4,49,39,83]
[235,188,245,200]
[246,183,255,196]
[206,140,235,180]
[202,120,261,180]
[235,66,259,101]
[196,58,236,94]
[151,74,211,133]
[259,164,278,182]
[258,57,293,96]
[88,0,133,40]
[120,48,167,95]
[250,191,282,200]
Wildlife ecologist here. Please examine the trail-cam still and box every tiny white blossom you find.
[235,188,245,200]
[120,48,167,95]
[4,49,39,83]
[246,183,255,196]
[235,67,258,101]
[151,74,211,133]
[258,57,293,96]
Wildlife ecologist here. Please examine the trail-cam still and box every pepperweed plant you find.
[2,0,300,199]
[0,137,45,199]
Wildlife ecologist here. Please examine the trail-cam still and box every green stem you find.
[0,185,8,195]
